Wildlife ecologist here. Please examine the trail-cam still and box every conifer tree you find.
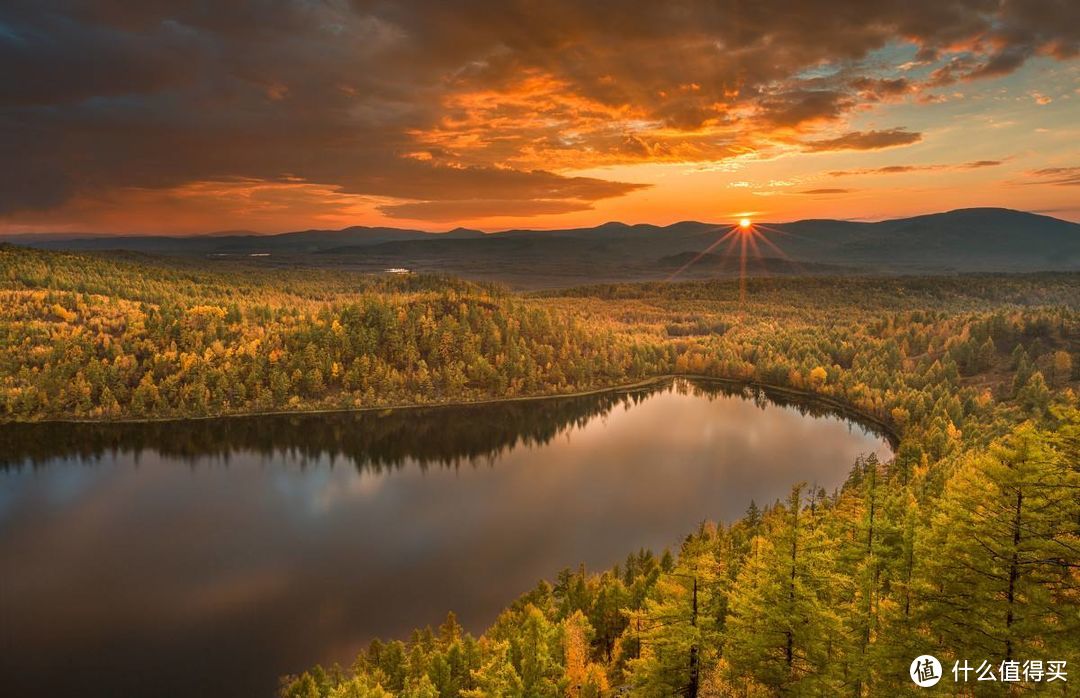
[462,640,523,698]
[517,605,562,697]
[723,484,842,694]
[625,533,723,697]
[916,418,1080,665]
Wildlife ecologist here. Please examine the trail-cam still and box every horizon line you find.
[2,206,1078,238]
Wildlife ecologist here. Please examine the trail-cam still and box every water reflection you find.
[0,379,892,698]
[0,379,893,470]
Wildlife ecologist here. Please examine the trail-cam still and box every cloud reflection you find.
[0,379,890,697]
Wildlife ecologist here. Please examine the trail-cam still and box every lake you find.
[0,378,892,697]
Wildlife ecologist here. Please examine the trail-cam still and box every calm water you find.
[0,379,891,697]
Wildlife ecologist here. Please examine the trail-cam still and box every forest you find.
[2,245,1079,695]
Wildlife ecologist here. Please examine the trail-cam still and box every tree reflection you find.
[0,379,894,470]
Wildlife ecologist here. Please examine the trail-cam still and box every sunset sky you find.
[1,0,1078,233]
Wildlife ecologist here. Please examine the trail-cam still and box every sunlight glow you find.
[665,216,808,306]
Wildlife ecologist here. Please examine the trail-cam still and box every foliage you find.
[3,245,1079,695]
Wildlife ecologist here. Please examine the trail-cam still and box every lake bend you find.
[0,378,893,697]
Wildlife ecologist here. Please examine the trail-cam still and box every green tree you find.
[1017,371,1050,413]
[723,485,842,694]
[512,605,561,697]
[400,674,438,698]
[463,641,523,698]
[916,419,1080,666]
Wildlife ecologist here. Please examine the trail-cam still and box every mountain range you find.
[5,208,1077,288]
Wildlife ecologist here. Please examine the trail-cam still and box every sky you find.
[1,0,1078,234]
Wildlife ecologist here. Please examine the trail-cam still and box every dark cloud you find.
[967,46,1033,80]
[379,199,596,221]
[828,160,1004,176]
[802,129,922,152]
[1025,167,1080,186]
[926,56,980,87]
[0,0,1076,225]
[758,90,852,128]
[850,77,911,100]
[374,168,649,219]
[869,166,920,174]
[345,165,651,203]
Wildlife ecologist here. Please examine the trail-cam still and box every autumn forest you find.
[2,244,1078,695]
[4,0,1080,695]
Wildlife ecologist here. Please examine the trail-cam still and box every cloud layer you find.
[0,0,1077,227]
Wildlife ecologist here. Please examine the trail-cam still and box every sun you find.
[739,217,752,230]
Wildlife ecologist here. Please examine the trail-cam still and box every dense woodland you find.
[2,245,1079,695]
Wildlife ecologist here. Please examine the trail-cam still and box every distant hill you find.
[5,208,1077,287]
[766,208,1080,271]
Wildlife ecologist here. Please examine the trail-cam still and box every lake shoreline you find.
[0,374,900,447]
[2,370,895,698]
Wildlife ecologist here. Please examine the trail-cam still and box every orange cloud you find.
[0,0,1077,228]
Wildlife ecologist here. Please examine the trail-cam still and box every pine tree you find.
[326,677,394,698]
[1017,371,1051,413]
[723,484,842,694]
[281,672,321,698]
[512,605,561,697]
[916,419,1080,666]
[400,674,438,698]
[587,572,629,663]
[625,533,723,697]
[462,640,524,698]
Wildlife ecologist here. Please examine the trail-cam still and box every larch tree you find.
[625,529,725,697]
[463,640,523,698]
[916,416,1080,668]
[723,484,843,694]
